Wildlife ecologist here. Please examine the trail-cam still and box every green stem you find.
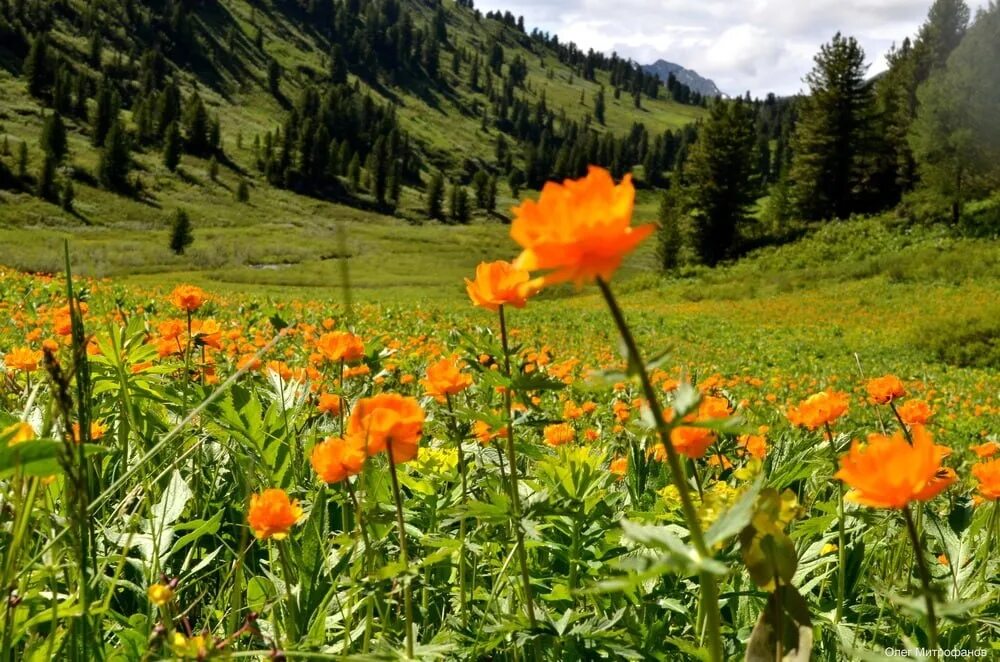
[498,306,539,636]
[276,540,301,645]
[903,505,939,651]
[387,440,414,659]
[826,423,847,625]
[595,277,723,662]
[446,394,469,627]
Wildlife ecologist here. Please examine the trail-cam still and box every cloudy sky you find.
[473,0,987,97]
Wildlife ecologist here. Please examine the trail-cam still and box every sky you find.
[472,0,989,97]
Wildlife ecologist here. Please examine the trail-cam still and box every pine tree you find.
[17,141,28,178]
[683,99,758,265]
[656,187,684,272]
[169,209,194,255]
[788,33,878,220]
[347,153,361,189]
[450,183,470,224]
[98,118,131,192]
[268,59,282,97]
[236,179,250,203]
[37,154,57,201]
[163,121,182,171]
[329,44,348,85]
[183,93,211,156]
[485,176,498,213]
[472,170,490,208]
[426,171,445,220]
[40,111,67,163]
[91,78,117,147]
[209,156,219,182]
[61,179,74,211]
[594,86,606,125]
[24,33,49,98]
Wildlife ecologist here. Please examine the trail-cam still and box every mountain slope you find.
[643,59,723,98]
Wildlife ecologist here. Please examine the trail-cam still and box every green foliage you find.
[163,121,181,172]
[98,119,131,192]
[426,171,445,220]
[915,302,1000,369]
[40,112,67,163]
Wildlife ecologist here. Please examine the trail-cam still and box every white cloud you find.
[472,0,989,96]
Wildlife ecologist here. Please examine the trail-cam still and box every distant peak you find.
[642,60,724,98]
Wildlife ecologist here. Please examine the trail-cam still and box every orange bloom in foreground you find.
[971,460,1000,501]
[867,375,906,405]
[786,390,850,430]
[543,423,575,447]
[316,331,365,364]
[422,357,473,399]
[3,422,36,445]
[4,347,43,373]
[897,399,933,426]
[71,421,107,443]
[169,285,207,313]
[835,425,955,509]
[247,488,303,540]
[347,393,425,464]
[609,456,628,480]
[465,260,539,311]
[310,436,366,484]
[510,167,655,286]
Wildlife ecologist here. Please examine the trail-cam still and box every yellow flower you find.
[148,583,174,606]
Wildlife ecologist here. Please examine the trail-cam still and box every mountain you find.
[643,60,723,98]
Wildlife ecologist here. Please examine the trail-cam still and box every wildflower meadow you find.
[1,168,998,661]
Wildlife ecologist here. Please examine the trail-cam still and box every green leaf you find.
[620,519,728,576]
[706,476,764,547]
[0,440,106,479]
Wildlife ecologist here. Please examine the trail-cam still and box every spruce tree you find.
[163,121,182,171]
[683,99,758,265]
[37,154,57,201]
[788,33,878,220]
[450,183,470,224]
[236,179,250,203]
[183,93,211,156]
[594,86,606,125]
[169,209,194,255]
[656,187,684,272]
[40,111,67,163]
[98,118,131,192]
[426,171,445,220]
[209,156,219,182]
[61,179,74,211]
[17,141,28,178]
[24,33,49,98]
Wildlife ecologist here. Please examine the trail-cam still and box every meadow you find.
[1,168,998,661]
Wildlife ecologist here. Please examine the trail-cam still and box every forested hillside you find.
[0,0,707,230]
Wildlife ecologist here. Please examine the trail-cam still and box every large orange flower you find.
[510,167,655,286]
[543,423,575,447]
[835,425,955,509]
[972,459,1000,501]
[464,260,539,311]
[310,436,366,484]
[867,375,906,405]
[4,347,43,373]
[665,395,732,459]
[347,393,425,464]
[315,331,365,364]
[247,488,303,540]
[786,390,850,430]
[422,356,473,399]
[169,285,207,313]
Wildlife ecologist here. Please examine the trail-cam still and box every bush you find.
[915,304,1000,369]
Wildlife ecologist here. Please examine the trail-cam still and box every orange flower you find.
[510,167,655,286]
[169,285,207,313]
[347,393,425,464]
[786,390,850,430]
[971,460,1000,501]
[316,331,365,364]
[422,357,473,399]
[464,260,539,311]
[867,375,906,405]
[317,393,343,416]
[247,488,303,540]
[473,420,505,445]
[71,421,107,443]
[543,423,575,447]
[609,456,628,480]
[4,347,43,373]
[310,436,366,484]
[835,425,955,509]
[666,395,732,459]
[896,399,933,426]
[970,441,999,459]
[738,433,768,459]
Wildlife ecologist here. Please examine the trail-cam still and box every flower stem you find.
[387,440,415,659]
[498,305,540,646]
[826,423,847,624]
[275,540,301,645]
[903,504,939,651]
[595,277,723,662]
[446,394,469,627]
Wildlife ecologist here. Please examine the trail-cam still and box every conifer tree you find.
[236,179,250,203]
[24,33,49,98]
[17,141,28,178]
[37,154,57,201]
[163,121,182,171]
[170,209,194,255]
[426,171,445,220]
[40,111,67,163]
[594,86,606,125]
[98,118,131,192]
[61,179,74,211]
[450,183,470,224]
